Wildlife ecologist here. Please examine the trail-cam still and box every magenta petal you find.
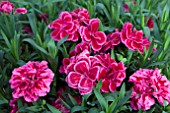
[50,29,61,41]
[101,79,110,93]
[94,31,107,45]
[88,66,100,81]
[97,68,107,81]
[109,81,116,92]
[65,22,74,31]
[82,27,92,42]
[90,18,100,32]
[74,61,89,74]
[78,78,93,95]
[66,72,82,89]
[91,39,102,51]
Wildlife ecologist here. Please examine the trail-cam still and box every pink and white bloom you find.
[69,42,91,57]
[61,50,126,94]
[100,29,121,52]
[95,54,126,93]
[71,8,90,25]
[79,18,107,51]
[129,68,170,111]
[48,11,79,42]
[65,50,100,95]
[121,22,151,53]
[0,1,14,13]
[9,61,54,102]
[14,8,27,14]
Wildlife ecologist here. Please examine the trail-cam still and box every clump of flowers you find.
[121,22,151,54]
[129,68,170,111]
[0,1,14,13]
[60,49,126,95]
[95,54,126,93]
[9,61,54,102]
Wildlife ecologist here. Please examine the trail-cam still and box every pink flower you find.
[146,17,154,29]
[123,4,129,12]
[121,22,151,53]
[10,99,18,113]
[130,93,155,111]
[9,61,54,102]
[95,54,126,93]
[69,42,91,57]
[53,99,70,113]
[65,50,100,95]
[60,50,98,95]
[71,8,90,25]
[100,29,121,52]
[150,68,170,105]
[0,1,14,13]
[14,8,27,14]
[48,11,79,42]
[10,98,30,113]
[79,19,107,51]
[129,68,170,110]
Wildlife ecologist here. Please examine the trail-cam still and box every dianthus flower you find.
[10,98,18,113]
[121,22,151,53]
[79,18,107,51]
[100,29,121,52]
[9,61,54,102]
[71,8,90,25]
[61,50,126,95]
[0,1,14,13]
[69,42,91,57]
[146,17,154,29]
[48,11,79,41]
[14,8,27,14]
[123,4,129,12]
[129,68,170,111]
[65,50,99,95]
[94,54,126,93]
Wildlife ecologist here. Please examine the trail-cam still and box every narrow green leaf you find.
[27,13,37,35]
[59,98,71,110]
[46,103,61,113]
[108,99,119,113]
[93,87,107,111]
[26,106,41,112]
[1,30,11,49]
[71,106,88,113]
[0,100,8,104]
[68,94,78,106]
[57,36,68,48]
[96,80,102,91]
[23,38,50,56]
[119,83,125,100]
[88,108,98,113]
